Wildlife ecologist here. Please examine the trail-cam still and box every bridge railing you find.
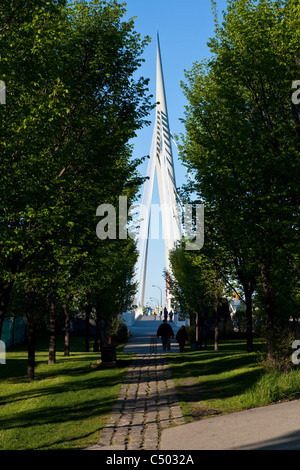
[173,314,189,328]
[121,309,142,327]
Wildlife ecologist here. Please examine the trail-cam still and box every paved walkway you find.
[87,316,184,451]
[123,315,180,355]
[88,353,184,450]
[161,399,300,450]
[87,316,300,451]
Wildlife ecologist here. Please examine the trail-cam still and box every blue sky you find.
[122,0,229,310]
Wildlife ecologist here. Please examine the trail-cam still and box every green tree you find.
[0,0,152,344]
[168,244,228,350]
[179,0,300,361]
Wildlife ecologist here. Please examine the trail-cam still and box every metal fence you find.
[1,317,26,348]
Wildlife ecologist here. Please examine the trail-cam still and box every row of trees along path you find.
[0,0,153,380]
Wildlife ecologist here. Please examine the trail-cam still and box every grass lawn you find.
[1,336,300,450]
[166,339,300,423]
[0,335,133,450]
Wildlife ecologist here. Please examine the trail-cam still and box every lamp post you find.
[150,297,159,305]
[152,285,162,310]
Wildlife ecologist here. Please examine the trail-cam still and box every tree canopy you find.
[0,0,153,378]
[177,0,300,362]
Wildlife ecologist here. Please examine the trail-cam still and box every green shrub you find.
[245,369,300,407]
[115,321,129,342]
[185,326,195,343]
[259,327,298,372]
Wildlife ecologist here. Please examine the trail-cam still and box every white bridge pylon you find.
[135,34,182,312]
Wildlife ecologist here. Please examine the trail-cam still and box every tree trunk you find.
[195,313,199,342]
[199,322,203,350]
[214,320,219,351]
[94,299,108,351]
[232,255,256,353]
[48,302,56,364]
[214,300,219,352]
[27,319,36,381]
[204,318,208,349]
[261,262,275,362]
[26,288,37,380]
[93,313,101,352]
[203,308,209,349]
[195,312,199,342]
[0,281,14,338]
[102,314,110,348]
[85,305,91,352]
[64,307,70,357]
[245,290,253,353]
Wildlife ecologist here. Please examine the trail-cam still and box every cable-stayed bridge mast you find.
[135,34,181,313]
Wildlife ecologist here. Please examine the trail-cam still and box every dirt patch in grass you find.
[180,377,222,421]
[189,405,222,420]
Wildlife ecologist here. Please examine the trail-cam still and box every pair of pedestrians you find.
[157,320,189,352]
[163,307,173,322]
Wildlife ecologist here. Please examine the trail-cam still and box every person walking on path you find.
[157,319,174,351]
[176,325,189,353]
[164,307,168,321]
[169,310,173,322]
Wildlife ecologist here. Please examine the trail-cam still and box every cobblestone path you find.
[88,353,184,451]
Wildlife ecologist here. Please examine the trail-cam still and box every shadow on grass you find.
[0,365,129,406]
[0,393,116,432]
[168,351,261,379]
[0,336,135,450]
[176,367,262,404]
[1,337,133,382]
[0,350,133,407]
[165,341,265,414]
